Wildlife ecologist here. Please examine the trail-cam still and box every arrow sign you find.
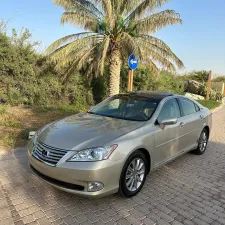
[130,59,137,65]
[128,54,138,70]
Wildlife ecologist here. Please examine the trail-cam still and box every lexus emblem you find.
[42,149,49,158]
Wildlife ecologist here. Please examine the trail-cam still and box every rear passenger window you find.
[179,98,197,116]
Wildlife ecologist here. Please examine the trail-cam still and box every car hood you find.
[38,113,145,150]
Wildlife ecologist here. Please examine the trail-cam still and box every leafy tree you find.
[46,0,184,96]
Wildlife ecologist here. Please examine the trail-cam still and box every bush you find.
[209,90,223,101]
[156,71,184,94]
[0,27,94,107]
[212,76,225,82]
[197,100,221,110]
[0,105,7,115]
[180,70,209,83]
[120,67,184,95]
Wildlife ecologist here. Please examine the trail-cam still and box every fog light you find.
[87,182,104,192]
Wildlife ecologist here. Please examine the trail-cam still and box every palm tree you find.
[46,0,184,96]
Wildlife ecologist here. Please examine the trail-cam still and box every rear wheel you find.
[119,151,148,197]
[194,128,209,155]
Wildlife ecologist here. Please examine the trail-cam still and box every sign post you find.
[127,54,138,92]
[206,70,212,100]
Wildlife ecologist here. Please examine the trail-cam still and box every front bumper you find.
[28,146,124,197]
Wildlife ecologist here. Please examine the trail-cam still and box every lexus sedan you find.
[27,91,212,197]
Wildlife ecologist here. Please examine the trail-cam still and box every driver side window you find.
[158,99,181,123]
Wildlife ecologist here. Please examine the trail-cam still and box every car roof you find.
[117,91,174,100]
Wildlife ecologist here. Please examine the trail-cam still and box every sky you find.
[1,0,225,76]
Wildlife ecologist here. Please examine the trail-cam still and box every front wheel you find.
[194,128,209,155]
[119,151,148,197]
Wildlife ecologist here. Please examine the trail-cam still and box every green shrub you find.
[156,71,184,94]
[0,105,7,115]
[210,90,223,101]
[212,76,225,82]
[0,27,94,107]
[197,100,221,110]
[120,67,184,95]
[180,70,209,83]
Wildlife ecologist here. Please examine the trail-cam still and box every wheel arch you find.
[203,125,210,136]
[136,148,151,174]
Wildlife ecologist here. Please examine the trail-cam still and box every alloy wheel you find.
[199,131,208,152]
[125,158,146,192]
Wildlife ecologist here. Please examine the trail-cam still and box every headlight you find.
[33,129,41,149]
[67,145,118,162]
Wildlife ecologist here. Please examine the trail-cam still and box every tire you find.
[194,128,209,155]
[119,151,148,197]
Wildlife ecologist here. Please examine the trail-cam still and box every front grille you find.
[30,165,84,191]
[33,141,68,165]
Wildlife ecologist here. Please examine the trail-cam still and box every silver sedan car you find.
[27,91,212,197]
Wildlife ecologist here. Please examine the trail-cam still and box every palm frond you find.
[98,0,114,28]
[150,51,176,71]
[145,59,160,77]
[126,0,170,20]
[136,10,182,33]
[62,43,101,83]
[54,0,104,18]
[50,35,103,66]
[60,11,98,30]
[45,32,95,55]
[138,35,184,69]
[120,32,143,60]
[76,44,101,69]
[140,42,176,71]
[55,47,88,69]
[119,0,144,16]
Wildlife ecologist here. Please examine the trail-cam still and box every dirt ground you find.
[0,105,76,149]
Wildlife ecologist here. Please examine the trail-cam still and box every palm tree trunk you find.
[109,49,121,96]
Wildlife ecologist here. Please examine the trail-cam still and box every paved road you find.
[1,107,225,225]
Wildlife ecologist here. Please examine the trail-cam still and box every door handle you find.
[179,122,185,127]
[200,115,204,119]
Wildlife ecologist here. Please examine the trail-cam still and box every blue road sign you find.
[128,54,138,70]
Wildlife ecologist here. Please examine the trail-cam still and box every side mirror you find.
[159,118,177,129]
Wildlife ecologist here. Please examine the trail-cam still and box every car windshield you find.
[89,95,160,121]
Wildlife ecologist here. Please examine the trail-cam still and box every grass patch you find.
[197,100,221,110]
[33,104,88,114]
[0,105,8,115]
[0,114,22,128]
[0,104,87,148]
[33,106,56,113]
[58,104,88,113]
[0,129,21,147]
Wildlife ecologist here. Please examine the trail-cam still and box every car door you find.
[154,98,182,166]
[177,97,204,151]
